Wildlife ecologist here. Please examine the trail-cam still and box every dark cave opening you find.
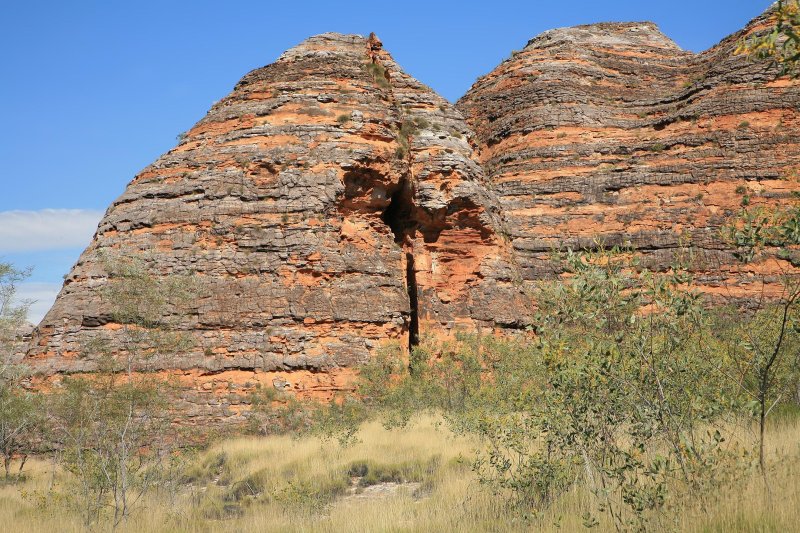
[381,179,420,350]
[381,179,415,243]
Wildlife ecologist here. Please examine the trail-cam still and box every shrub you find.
[347,457,436,487]
[40,255,198,528]
[272,474,349,514]
[364,62,390,89]
[399,118,421,138]
[247,386,317,436]
[0,263,42,481]
[353,246,751,529]
[50,374,182,528]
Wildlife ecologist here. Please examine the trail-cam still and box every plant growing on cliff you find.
[737,0,800,77]
[96,254,196,374]
[364,61,390,89]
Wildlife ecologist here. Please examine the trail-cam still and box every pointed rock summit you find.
[26,33,531,423]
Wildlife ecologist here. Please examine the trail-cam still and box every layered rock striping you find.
[457,11,800,302]
[23,7,800,423]
[25,33,528,423]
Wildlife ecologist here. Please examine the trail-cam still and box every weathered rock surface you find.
[23,7,800,424]
[9,322,35,364]
[25,33,529,424]
[457,10,800,302]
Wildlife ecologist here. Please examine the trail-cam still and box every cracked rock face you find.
[23,7,800,424]
[457,11,800,303]
[25,33,530,424]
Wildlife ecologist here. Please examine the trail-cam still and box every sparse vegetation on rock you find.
[4,3,800,531]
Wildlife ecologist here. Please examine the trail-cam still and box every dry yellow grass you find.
[1,415,799,532]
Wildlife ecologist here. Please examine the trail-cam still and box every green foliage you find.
[723,205,800,263]
[94,254,196,373]
[0,262,31,356]
[364,61,390,88]
[247,386,317,436]
[738,0,800,78]
[721,202,800,487]
[0,385,42,481]
[49,374,182,528]
[469,247,740,528]
[352,247,753,530]
[312,394,369,446]
[335,113,351,125]
[37,256,199,528]
[0,262,39,481]
[356,337,496,428]
[712,305,800,418]
[392,116,432,160]
[101,254,195,330]
[247,385,367,447]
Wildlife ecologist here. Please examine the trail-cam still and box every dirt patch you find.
[342,479,423,501]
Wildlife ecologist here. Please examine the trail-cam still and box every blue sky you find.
[0,0,775,322]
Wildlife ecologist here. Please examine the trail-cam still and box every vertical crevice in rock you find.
[405,251,420,349]
[381,178,420,349]
[365,34,424,350]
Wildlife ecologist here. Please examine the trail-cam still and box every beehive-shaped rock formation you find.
[25,6,800,423]
[26,33,530,423]
[458,10,800,300]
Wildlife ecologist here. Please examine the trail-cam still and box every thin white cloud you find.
[0,209,103,252]
[15,282,61,325]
